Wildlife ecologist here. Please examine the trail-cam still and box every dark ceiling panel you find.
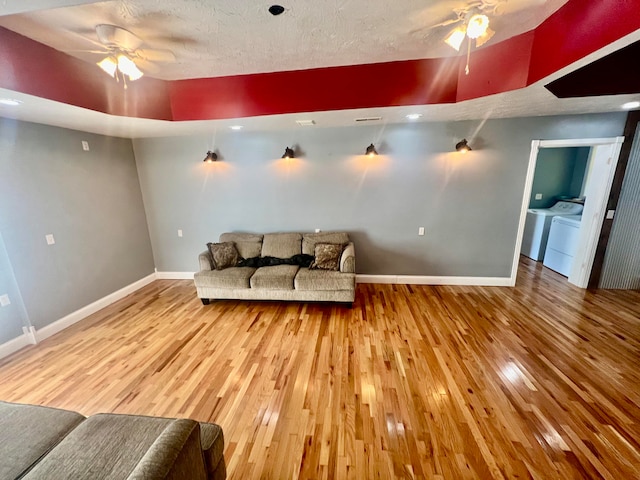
[545,40,640,98]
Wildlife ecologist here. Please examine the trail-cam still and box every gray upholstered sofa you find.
[194,232,356,305]
[0,401,225,480]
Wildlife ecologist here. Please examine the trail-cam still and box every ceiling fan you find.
[81,24,176,87]
[427,0,505,74]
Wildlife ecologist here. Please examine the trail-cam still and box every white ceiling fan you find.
[424,0,507,75]
[79,24,176,87]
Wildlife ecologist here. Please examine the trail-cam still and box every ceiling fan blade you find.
[135,49,176,63]
[65,49,110,54]
[96,24,143,51]
[134,58,160,74]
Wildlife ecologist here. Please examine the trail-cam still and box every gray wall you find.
[528,146,590,209]
[0,232,30,344]
[600,123,640,289]
[133,113,625,277]
[0,118,155,332]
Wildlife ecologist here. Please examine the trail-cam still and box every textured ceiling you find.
[0,0,639,137]
[0,0,569,80]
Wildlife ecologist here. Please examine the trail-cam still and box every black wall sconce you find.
[365,143,378,156]
[455,139,472,153]
[282,147,295,159]
[203,150,218,163]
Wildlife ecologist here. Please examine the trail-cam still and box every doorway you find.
[511,137,624,288]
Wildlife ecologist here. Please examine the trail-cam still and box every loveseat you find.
[0,401,225,480]
[194,232,356,306]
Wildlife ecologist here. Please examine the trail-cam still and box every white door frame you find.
[510,136,624,287]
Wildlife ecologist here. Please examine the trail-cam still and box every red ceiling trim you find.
[456,31,535,102]
[0,27,172,120]
[528,0,640,85]
[169,57,460,121]
[1,0,639,122]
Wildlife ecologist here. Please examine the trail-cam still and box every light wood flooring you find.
[1,257,639,479]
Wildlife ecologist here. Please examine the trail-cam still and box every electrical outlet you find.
[82,141,90,151]
[178,229,183,237]
[0,294,10,307]
[45,234,55,245]
[315,228,321,233]
[535,193,543,200]
[418,227,425,236]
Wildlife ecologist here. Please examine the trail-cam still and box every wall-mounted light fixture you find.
[203,151,218,163]
[282,147,295,159]
[365,144,378,156]
[455,139,472,153]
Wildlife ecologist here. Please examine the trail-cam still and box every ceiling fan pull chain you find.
[465,38,471,75]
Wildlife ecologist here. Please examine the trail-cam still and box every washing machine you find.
[520,201,584,261]
[543,215,582,276]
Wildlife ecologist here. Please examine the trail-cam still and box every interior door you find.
[569,141,623,287]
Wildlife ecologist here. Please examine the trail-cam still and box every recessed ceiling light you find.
[406,113,423,120]
[622,101,640,110]
[0,98,22,106]
[230,125,243,130]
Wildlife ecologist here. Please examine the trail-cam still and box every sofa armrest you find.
[340,242,355,273]
[126,419,207,480]
[199,250,213,271]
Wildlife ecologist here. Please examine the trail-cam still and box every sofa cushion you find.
[250,265,299,290]
[22,414,207,480]
[261,233,302,258]
[194,267,257,289]
[310,243,344,271]
[302,232,349,255]
[220,233,263,259]
[295,268,355,291]
[207,242,240,270]
[0,401,86,480]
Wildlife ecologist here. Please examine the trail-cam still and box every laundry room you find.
[521,146,592,277]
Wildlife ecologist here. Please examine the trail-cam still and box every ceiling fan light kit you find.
[90,24,176,87]
[445,28,466,51]
[439,1,501,75]
[466,14,489,39]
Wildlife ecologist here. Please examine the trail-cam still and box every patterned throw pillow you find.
[309,243,344,271]
[206,242,240,270]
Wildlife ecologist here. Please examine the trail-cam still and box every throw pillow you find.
[310,243,343,271]
[206,242,240,270]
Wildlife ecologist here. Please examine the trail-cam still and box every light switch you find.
[178,229,183,237]
[535,193,543,200]
[418,227,425,236]
[45,234,55,245]
[0,294,10,307]
[606,210,615,220]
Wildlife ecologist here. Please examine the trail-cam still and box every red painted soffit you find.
[0,27,172,120]
[1,0,639,122]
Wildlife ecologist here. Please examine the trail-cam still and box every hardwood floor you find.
[1,257,639,479]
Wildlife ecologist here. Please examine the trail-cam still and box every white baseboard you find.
[35,273,157,343]
[0,333,32,360]
[156,272,194,280]
[356,274,513,287]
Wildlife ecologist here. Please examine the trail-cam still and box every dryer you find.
[521,201,584,261]
[543,215,582,277]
